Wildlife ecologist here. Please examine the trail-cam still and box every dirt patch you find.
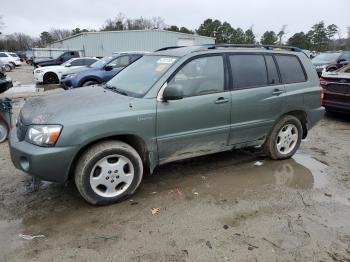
[0,90,349,261]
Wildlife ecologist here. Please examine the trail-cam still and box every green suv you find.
[9,45,324,205]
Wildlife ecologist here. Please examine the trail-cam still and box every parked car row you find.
[312,51,350,76]
[33,51,146,88]
[0,51,22,72]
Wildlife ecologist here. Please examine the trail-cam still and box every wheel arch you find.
[279,110,308,139]
[78,76,102,87]
[67,134,150,180]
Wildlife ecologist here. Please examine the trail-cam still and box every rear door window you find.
[265,55,280,85]
[229,54,267,89]
[0,53,7,57]
[275,55,306,84]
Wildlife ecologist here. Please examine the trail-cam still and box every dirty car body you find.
[9,45,324,205]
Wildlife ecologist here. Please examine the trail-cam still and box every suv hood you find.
[20,86,134,125]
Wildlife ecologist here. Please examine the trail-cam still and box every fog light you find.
[20,157,30,171]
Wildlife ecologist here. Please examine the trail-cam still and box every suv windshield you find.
[312,52,341,63]
[106,55,178,98]
[90,56,114,69]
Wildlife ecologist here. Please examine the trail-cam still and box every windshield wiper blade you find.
[103,84,128,96]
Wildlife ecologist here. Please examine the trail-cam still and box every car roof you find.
[151,45,306,58]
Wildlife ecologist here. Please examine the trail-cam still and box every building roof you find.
[49,29,215,45]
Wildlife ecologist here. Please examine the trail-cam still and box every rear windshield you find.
[312,52,341,63]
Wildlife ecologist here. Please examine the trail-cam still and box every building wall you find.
[48,30,214,57]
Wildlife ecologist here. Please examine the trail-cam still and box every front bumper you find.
[324,102,350,114]
[8,126,77,183]
[60,78,76,90]
[33,72,44,83]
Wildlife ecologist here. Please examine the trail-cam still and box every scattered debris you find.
[206,240,212,249]
[254,161,263,166]
[151,191,157,194]
[193,192,199,195]
[151,207,160,215]
[176,188,183,196]
[324,193,332,197]
[129,199,138,205]
[223,225,229,230]
[262,237,283,250]
[19,234,45,240]
[247,243,258,250]
[297,192,312,207]
[95,235,118,240]
[182,249,189,256]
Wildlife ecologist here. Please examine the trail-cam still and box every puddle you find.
[138,151,328,199]
[2,84,61,95]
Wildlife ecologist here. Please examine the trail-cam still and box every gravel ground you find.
[0,66,350,262]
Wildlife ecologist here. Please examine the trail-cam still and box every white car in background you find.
[0,52,22,67]
[33,57,99,84]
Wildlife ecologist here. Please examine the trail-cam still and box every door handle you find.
[272,89,284,96]
[215,97,229,104]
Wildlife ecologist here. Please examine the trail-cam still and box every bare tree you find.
[277,25,287,45]
[49,28,71,41]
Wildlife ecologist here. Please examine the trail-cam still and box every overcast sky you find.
[1,0,349,39]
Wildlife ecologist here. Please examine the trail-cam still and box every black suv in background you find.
[33,51,80,68]
[312,51,350,76]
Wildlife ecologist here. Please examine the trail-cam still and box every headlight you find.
[34,70,43,73]
[25,125,62,146]
[66,73,78,78]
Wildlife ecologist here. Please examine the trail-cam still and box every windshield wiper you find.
[103,84,128,96]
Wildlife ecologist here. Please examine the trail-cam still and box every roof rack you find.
[206,44,303,52]
[154,46,185,52]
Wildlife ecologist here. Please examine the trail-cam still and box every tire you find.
[10,62,16,68]
[0,121,9,143]
[264,115,302,160]
[82,80,98,87]
[4,64,11,72]
[75,140,143,205]
[43,72,59,84]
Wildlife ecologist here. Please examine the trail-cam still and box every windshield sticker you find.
[157,58,177,64]
[155,64,167,72]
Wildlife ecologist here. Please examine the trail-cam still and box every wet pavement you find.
[0,65,350,261]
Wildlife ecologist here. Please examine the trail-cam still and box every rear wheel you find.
[82,80,99,87]
[10,62,16,68]
[75,140,143,205]
[264,115,302,160]
[43,72,59,84]
[0,121,9,143]
[4,64,11,72]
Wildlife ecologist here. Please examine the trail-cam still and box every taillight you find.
[319,77,327,106]
[320,86,325,106]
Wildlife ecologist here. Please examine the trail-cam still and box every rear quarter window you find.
[275,55,306,84]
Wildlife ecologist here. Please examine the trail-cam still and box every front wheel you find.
[264,115,302,160]
[75,141,143,205]
[0,121,9,143]
[4,64,12,72]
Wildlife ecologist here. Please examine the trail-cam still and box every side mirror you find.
[65,63,71,67]
[162,84,183,101]
[105,65,113,71]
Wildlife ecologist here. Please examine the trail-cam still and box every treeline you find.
[0,13,349,52]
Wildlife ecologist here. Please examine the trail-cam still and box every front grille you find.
[16,116,28,141]
[326,83,350,95]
